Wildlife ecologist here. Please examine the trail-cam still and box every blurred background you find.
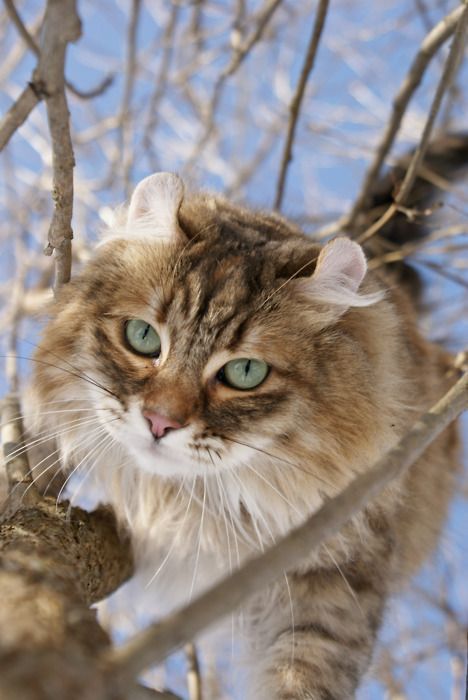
[0,1,466,698]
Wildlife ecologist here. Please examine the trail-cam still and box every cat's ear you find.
[126,172,185,241]
[297,237,381,310]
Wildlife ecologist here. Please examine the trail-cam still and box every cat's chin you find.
[127,437,210,479]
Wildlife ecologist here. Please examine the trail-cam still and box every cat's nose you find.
[143,410,183,439]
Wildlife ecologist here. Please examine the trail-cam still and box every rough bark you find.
[0,498,133,700]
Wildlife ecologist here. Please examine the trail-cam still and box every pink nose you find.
[143,411,183,439]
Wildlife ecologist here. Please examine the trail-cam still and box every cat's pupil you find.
[125,319,161,356]
[220,357,269,390]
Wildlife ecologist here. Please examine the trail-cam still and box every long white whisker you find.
[56,427,114,505]
[68,434,117,508]
[3,414,118,463]
[242,462,302,518]
[224,436,334,489]
[283,572,296,667]
[189,475,206,602]
[144,475,190,589]
[323,544,365,619]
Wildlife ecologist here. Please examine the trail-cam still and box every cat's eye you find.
[125,319,161,357]
[218,358,269,390]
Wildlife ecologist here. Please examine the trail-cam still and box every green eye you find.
[125,319,161,356]
[219,358,269,390]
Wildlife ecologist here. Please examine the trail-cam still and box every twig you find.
[343,3,465,232]
[143,3,181,169]
[185,0,284,172]
[0,83,40,151]
[3,0,114,100]
[106,371,468,685]
[185,643,202,700]
[274,0,330,210]
[0,394,39,508]
[118,0,142,197]
[38,0,81,289]
[357,2,468,244]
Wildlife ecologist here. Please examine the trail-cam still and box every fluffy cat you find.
[25,145,463,698]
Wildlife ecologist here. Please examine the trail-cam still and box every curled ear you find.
[126,172,185,241]
[296,237,382,310]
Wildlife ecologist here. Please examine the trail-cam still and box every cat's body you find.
[25,149,462,698]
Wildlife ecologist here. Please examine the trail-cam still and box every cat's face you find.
[28,174,380,482]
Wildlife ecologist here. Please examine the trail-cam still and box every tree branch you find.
[343,3,465,232]
[357,1,468,244]
[107,370,468,686]
[274,0,330,210]
[0,83,40,151]
[38,0,81,290]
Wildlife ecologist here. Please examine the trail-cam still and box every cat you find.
[25,139,464,699]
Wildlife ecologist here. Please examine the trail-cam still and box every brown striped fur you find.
[25,177,459,699]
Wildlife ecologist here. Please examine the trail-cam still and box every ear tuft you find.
[127,172,185,240]
[298,237,382,310]
[314,237,367,296]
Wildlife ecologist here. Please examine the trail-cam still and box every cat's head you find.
[28,173,384,484]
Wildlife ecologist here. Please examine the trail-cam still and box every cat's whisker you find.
[68,434,118,509]
[144,474,192,590]
[14,335,118,399]
[189,474,207,602]
[241,462,303,520]
[255,253,319,312]
[212,460,233,575]
[0,407,107,433]
[323,544,365,620]
[2,354,118,400]
[213,468,237,664]
[169,226,211,286]
[55,427,115,506]
[223,436,334,490]
[10,446,63,507]
[283,572,296,667]
[3,414,118,464]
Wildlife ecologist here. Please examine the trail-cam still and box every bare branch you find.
[3,0,113,101]
[107,370,468,685]
[185,0,284,171]
[274,0,330,210]
[344,3,465,232]
[3,0,40,55]
[185,643,202,700]
[118,0,142,197]
[37,0,81,289]
[1,394,39,508]
[357,3,468,244]
[0,83,40,151]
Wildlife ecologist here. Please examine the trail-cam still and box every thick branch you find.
[0,498,134,700]
[108,371,468,685]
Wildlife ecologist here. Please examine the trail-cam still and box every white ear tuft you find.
[300,237,382,310]
[127,172,185,240]
[314,237,367,295]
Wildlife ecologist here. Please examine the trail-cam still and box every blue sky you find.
[0,1,466,698]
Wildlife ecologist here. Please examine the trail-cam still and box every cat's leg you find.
[246,563,387,700]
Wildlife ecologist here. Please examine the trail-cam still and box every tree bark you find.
[0,498,133,700]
